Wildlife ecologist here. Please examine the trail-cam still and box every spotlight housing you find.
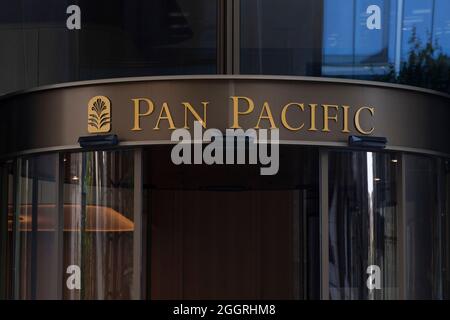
[78,134,119,149]
[348,135,387,149]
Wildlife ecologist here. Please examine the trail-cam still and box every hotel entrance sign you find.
[0,76,449,157]
[127,96,375,136]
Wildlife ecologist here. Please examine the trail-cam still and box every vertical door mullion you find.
[56,153,65,299]
[80,152,87,300]
[302,189,308,299]
[0,163,8,299]
[320,150,329,300]
[232,0,240,74]
[12,159,21,299]
[133,148,143,299]
[30,160,38,300]
[217,0,226,74]
[217,0,236,74]
[397,153,406,299]
[443,158,449,299]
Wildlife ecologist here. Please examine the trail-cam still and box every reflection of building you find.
[323,0,450,78]
[0,0,449,301]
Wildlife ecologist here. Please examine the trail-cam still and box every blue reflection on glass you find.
[402,0,434,59]
[323,0,354,58]
[323,0,395,77]
[354,0,385,58]
[433,0,450,54]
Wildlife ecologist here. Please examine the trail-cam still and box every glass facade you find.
[0,147,449,299]
[1,0,450,95]
[0,0,449,301]
[404,155,447,299]
[0,150,140,299]
[328,151,399,299]
[240,0,450,93]
[14,155,59,299]
[62,151,136,299]
[0,0,217,95]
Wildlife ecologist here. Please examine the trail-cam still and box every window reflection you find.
[0,150,139,300]
[240,0,450,93]
[9,155,59,299]
[0,0,217,95]
[328,151,399,299]
[404,155,446,299]
[402,0,434,59]
[0,148,449,300]
[445,159,450,298]
[9,204,133,232]
[323,0,396,77]
[63,151,136,300]
[0,162,13,299]
[433,0,450,54]
[240,0,324,75]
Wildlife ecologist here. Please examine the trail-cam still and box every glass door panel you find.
[62,150,137,299]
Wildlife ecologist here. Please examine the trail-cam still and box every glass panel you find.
[404,155,446,299]
[0,0,217,95]
[240,0,323,75]
[445,159,450,298]
[16,158,33,299]
[240,0,450,94]
[0,162,10,299]
[328,151,399,299]
[34,155,59,299]
[402,0,434,60]
[4,162,14,298]
[144,146,320,299]
[63,150,136,299]
[9,155,59,299]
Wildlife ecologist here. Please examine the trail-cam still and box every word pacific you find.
[130,96,375,134]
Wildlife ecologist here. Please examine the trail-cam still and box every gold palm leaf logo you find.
[88,96,111,133]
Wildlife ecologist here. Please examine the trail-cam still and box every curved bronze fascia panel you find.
[0,76,449,158]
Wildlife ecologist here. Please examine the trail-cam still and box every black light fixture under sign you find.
[78,134,119,149]
[348,135,387,149]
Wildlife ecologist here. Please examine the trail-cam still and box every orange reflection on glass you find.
[7,204,134,232]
